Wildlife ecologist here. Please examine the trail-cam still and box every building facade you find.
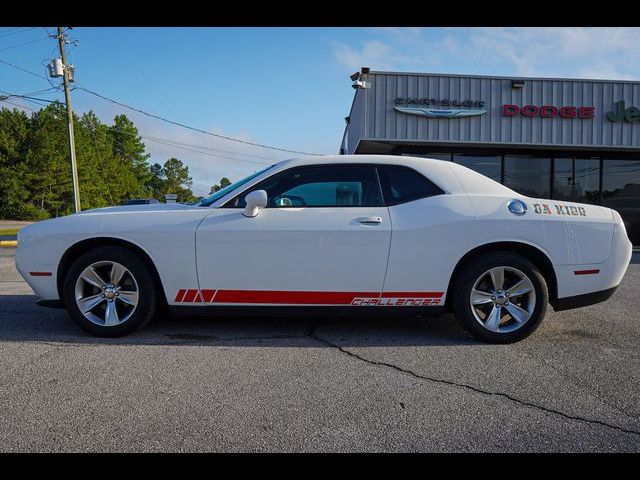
[340,70,640,244]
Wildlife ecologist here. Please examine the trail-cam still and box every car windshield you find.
[198,165,276,207]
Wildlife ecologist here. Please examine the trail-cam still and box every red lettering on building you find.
[540,106,558,117]
[579,106,595,118]
[502,104,594,119]
[503,104,520,116]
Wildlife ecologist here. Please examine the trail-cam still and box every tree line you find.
[0,102,203,220]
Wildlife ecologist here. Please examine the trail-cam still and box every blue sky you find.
[2,27,640,195]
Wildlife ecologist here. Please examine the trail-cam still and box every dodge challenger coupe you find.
[15,155,633,343]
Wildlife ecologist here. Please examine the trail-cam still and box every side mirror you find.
[243,190,268,218]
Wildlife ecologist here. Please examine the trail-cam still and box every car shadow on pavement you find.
[0,294,482,347]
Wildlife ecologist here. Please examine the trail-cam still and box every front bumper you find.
[14,226,61,301]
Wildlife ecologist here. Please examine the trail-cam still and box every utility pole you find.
[56,26,81,213]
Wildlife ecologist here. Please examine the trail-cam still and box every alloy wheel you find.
[74,260,139,327]
[469,265,536,333]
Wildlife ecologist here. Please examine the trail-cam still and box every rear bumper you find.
[551,286,618,311]
[553,211,632,301]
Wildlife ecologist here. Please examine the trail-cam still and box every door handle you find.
[357,216,383,225]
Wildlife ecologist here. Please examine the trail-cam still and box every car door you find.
[377,164,451,307]
[191,164,392,306]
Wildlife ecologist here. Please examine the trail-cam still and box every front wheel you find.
[453,252,548,343]
[62,246,159,337]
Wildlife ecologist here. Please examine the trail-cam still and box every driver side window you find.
[225,165,384,208]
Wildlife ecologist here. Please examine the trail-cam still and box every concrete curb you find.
[0,240,17,247]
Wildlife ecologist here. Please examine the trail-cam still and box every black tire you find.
[453,252,548,344]
[62,246,159,337]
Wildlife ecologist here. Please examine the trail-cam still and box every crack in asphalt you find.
[308,332,640,438]
[540,349,636,419]
[6,320,639,438]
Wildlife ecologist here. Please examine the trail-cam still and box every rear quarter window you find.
[377,165,445,205]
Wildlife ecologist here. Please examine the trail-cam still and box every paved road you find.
[1,247,639,452]
[0,220,31,230]
[0,219,27,242]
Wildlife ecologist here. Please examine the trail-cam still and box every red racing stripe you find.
[381,291,443,298]
[174,289,187,302]
[201,289,216,303]
[210,290,444,305]
[183,289,198,302]
[174,289,445,305]
[212,290,380,305]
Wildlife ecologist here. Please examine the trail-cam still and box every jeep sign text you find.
[607,101,640,123]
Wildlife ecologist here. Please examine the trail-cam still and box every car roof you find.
[270,155,516,197]
[210,154,517,207]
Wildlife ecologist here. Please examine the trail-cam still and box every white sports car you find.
[15,155,633,343]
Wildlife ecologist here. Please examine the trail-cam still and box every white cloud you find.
[467,27,640,79]
[369,27,424,44]
[332,27,640,81]
[577,63,635,82]
[333,40,395,72]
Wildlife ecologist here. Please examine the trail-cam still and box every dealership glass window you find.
[503,155,551,198]
[453,154,502,182]
[602,160,640,245]
[552,158,600,205]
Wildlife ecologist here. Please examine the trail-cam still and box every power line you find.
[1,94,276,167]
[142,135,280,161]
[0,90,271,162]
[0,27,38,39]
[142,136,272,166]
[0,27,26,34]
[0,99,34,112]
[0,37,49,53]
[0,57,48,80]
[0,92,58,102]
[100,30,192,127]
[20,86,61,97]
[0,91,60,107]
[0,56,322,157]
[15,97,55,108]
[73,85,324,156]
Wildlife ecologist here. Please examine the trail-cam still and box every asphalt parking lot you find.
[1,246,639,452]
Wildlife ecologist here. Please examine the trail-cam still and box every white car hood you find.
[76,203,199,215]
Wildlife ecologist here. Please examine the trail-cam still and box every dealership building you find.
[340,69,640,244]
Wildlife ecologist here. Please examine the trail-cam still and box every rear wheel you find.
[453,252,548,343]
[62,246,159,337]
